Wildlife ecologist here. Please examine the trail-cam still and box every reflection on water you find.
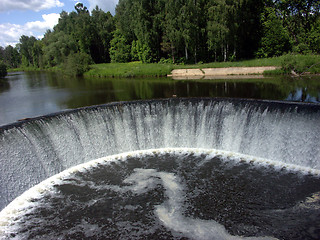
[286,87,320,103]
[0,79,10,94]
[0,71,319,126]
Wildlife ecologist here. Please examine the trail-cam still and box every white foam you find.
[1,147,319,239]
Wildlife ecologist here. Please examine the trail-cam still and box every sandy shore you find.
[169,66,278,79]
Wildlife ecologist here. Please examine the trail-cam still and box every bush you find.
[131,40,154,63]
[281,54,320,74]
[0,61,8,78]
[63,52,93,76]
[158,58,173,64]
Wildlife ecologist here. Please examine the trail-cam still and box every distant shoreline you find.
[7,54,320,78]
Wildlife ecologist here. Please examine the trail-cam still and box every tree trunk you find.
[171,43,175,63]
[185,45,188,60]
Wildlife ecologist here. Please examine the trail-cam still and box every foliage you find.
[307,18,320,54]
[1,45,20,68]
[131,40,154,63]
[257,7,291,58]
[17,35,37,67]
[280,54,320,74]
[63,52,93,76]
[109,30,131,63]
[42,31,78,67]
[0,61,7,78]
[1,1,319,71]
[158,58,174,64]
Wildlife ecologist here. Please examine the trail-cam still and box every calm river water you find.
[0,71,319,126]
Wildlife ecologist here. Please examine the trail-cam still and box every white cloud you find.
[0,0,64,12]
[25,13,60,32]
[87,0,118,14]
[0,13,60,47]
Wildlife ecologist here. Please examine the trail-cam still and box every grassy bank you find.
[8,66,61,73]
[84,62,174,78]
[8,54,320,78]
[84,57,285,78]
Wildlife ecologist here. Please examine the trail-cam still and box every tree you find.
[43,31,78,67]
[63,52,93,76]
[109,29,131,63]
[162,0,183,63]
[235,0,265,59]
[179,0,200,62]
[207,0,230,61]
[0,61,7,78]
[18,35,37,67]
[275,0,320,53]
[308,18,320,53]
[131,40,153,63]
[91,6,115,63]
[257,7,291,57]
[3,45,20,68]
[32,40,44,68]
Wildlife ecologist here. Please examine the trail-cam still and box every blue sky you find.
[0,0,118,47]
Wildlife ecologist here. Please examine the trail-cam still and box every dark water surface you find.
[0,71,319,126]
[3,150,320,240]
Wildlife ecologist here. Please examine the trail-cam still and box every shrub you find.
[0,61,8,78]
[158,58,173,64]
[131,40,154,63]
[64,52,93,76]
[281,54,320,74]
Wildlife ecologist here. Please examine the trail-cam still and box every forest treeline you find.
[0,0,319,74]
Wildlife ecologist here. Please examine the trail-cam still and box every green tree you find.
[0,47,4,61]
[257,7,291,57]
[162,0,183,63]
[3,45,20,68]
[275,0,320,53]
[207,0,230,61]
[131,40,153,63]
[63,52,93,76]
[308,18,320,53]
[17,35,37,67]
[0,61,7,78]
[91,6,115,63]
[43,31,78,67]
[180,0,200,62]
[109,29,131,63]
[32,40,44,68]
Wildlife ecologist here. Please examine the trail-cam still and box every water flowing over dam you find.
[1,98,320,239]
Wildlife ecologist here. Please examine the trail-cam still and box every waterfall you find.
[0,98,319,210]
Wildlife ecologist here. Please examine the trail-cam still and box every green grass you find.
[8,66,40,72]
[9,55,320,77]
[8,66,62,73]
[84,62,174,78]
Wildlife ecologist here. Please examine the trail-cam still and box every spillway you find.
[0,98,320,239]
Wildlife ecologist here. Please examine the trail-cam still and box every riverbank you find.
[8,54,320,78]
[84,58,284,78]
[84,55,320,78]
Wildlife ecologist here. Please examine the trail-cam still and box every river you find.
[0,71,319,126]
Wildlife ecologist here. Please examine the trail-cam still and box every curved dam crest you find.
[0,98,320,211]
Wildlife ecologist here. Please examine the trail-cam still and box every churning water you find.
[0,98,319,239]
